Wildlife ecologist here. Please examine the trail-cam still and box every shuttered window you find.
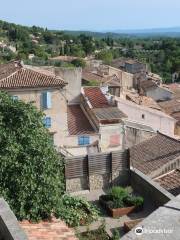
[78,136,90,146]
[43,117,52,128]
[42,91,52,109]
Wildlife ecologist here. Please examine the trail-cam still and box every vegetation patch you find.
[99,186,144,217]
[0,91,65,222]
[77,223,120,240]
[55,195,99,227]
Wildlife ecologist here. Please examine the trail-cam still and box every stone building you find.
[140,80,173,101]
[115,96,176,137]
[130,132,180,178]
[82,64,134,97]
[0,61,68,148]
[80,87,127,152]
[0,61,129,156]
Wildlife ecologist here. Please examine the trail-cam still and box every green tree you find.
[71,58,86,68]
[0,92,64,221]
[96,50,113,64]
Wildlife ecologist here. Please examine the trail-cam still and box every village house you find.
[158,98,180,136]
[115,96,176,137]
[80,86,127,152]
[130,132,180,179]
[0,61,68,148]
[112,59,148,90]
[140,79,173,101]
[82,64,134,97]
[0,61,129,156]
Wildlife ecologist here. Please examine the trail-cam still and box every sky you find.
[0,0,180,31]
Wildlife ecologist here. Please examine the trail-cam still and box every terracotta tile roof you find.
[0,61,21,80]
[67,105,95,135]
[83,87,110,108]
[82,71,105,83]
[130,132,180,175]
[20,219,77,240]
[158,99,180,125]
[140,80,157,91]
[125,91,161,110]
[166,83,180,99]
[103,75,121,87]
[158,99,180,114]
[0,62,66,89]
[155,169,180,196]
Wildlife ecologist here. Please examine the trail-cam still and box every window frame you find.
[41,91,52,109]
[43,117,52,128]
[78,136,90,146]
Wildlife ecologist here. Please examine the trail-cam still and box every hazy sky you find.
[0,0,180,31]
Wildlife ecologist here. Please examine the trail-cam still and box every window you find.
[78,136,90,146]
[142,114,145,119]
[12,95,19,101]
[43,117,52,128]
[49,133,54,145]
[41,91,52,109]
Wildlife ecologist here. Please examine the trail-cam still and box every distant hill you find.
[107,27,180,37]
[65,27,180,38]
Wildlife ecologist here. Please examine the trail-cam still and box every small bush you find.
[100,186,144,210]
[125,196,144,207]
[108,199,124,209]
[77,222,110,240]
[55,195,99,227]
[108,186,129,201]
[112,229,120,240]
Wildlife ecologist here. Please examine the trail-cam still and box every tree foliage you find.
[71,58,86,68]
[96,50,113,64]
[0,92,64,221]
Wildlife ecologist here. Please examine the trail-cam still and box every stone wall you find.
[125,126,155,148]
[66,176,89,192]
[65,150,130,192]
[0,198,27,240]
[89,173,111,190]
[66,170,130,192]
[130,168,174,207]
[43,66,82,104]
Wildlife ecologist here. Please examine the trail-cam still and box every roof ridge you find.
[0,68,21,83]
[157,131,180,143]
[22,67,65,82]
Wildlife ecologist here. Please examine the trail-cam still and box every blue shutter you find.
[78,136,84,145]
[84,137,90,145]
[43,117,51,128]
[78,136,90,145]
[42,92,51,109]
[42,92,47,109]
